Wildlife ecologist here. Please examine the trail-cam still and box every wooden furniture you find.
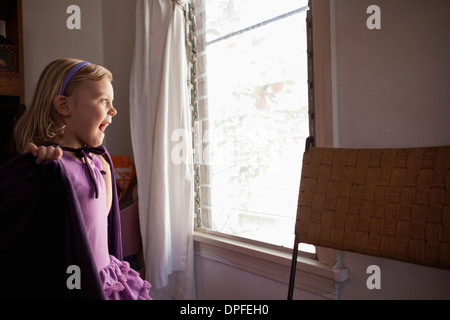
[0,0,24,164]
[288,138,450,299]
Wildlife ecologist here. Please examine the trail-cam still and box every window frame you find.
[192,0,346,298]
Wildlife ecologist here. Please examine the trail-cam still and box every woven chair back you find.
[296,146,450,269]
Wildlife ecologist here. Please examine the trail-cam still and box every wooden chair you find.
[288,138,450,299]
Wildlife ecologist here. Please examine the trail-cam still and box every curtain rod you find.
[206,5,309,46]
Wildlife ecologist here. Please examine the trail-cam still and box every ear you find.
[53,95,71,117]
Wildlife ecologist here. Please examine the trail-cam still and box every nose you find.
[109,103,118,117]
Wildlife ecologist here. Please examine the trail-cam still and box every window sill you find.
[193,230,349,299]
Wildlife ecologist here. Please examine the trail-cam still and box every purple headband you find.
[58,61,92,96]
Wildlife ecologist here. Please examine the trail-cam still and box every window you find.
[194,0,314,254]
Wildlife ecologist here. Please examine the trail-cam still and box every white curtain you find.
[129,0,195,300]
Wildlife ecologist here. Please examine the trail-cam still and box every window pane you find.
[197,0,310,249]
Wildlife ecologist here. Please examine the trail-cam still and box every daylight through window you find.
[194,0,314,253]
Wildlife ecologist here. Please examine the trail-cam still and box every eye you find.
[100,98,108,105]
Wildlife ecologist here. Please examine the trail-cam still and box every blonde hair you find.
[14,58,113,153]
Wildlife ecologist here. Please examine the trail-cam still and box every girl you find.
[13,58,151,300]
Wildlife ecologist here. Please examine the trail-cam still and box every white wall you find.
[195,254,325,300]
[333,0,450,149]
[23,0,104,105]
[101,0,136,158]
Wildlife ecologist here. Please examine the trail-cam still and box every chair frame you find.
[287,138,450,299]
[288,136,314,300]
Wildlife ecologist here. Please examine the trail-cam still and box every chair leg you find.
[287,233,299,300]
[288,137,314,300]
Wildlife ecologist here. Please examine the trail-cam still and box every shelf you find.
[0,0,23,163]
[0,0,23,103]
[0,72,20,96]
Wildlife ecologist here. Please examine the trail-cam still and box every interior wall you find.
[333,0,450,149]
[194,254,326,300]
[101,0,136,158]
[22,0,104,106]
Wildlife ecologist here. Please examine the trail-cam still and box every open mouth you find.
[99,123,110,133]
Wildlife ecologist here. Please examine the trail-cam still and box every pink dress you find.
[60,151,151,300]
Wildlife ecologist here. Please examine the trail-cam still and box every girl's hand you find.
[23,143,63,164]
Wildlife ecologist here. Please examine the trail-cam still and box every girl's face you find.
[62,78,117,148]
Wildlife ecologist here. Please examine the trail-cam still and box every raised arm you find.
[23,143,63,164]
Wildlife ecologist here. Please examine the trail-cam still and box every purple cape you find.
[0,148,122,300]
